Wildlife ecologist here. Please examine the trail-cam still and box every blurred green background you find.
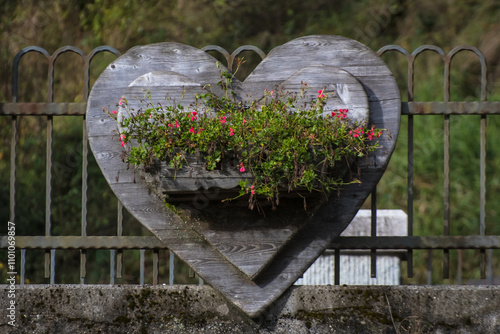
[1,0,500,285]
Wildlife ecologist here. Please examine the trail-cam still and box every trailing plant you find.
[105,63,383,210]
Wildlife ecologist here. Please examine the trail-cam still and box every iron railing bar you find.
[447,45,488,102]
[80,50,121,284]
[480,116,487,236]
[3,101,500,116]
[81,49,90,285]
[487,249,493,284]
[117,201,124,279]
[110,249,115,284]
[407,52,415,279]
[80,115,88,283]
[169,250,175,285]
[201,45,231,69]
[9,116,17,226]
[401,101,500,115]
[330,236,500,249]
[443,111,450,279]
[45,50,56,281]
[12,46,51,102]
[478,46,488,280]
[230,45,267,72]
[334,248,340,285]
[4,235,499,250]
[0,236,166,249]
[45,115,53,279]
[370,188,377,278]
[50,249,56,284]
[443,54,451,280]
[0,102,87,115]
[480,115,487,279]
[427,249,433,284]
[84,46,121,100]
[21,249,26,285]
[139,249,146,285]
[153,250,159,285]
[11,47,49,286]
[457,249,463,285]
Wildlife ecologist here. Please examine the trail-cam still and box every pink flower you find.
[189,126,195,134]
[112,110,117,114]
[366,125,380,141]
[333,109,348,119]
[220,116,227,124]
[230,128,234,136]
[264,89,274,96]
[190,111,197,121]
[350,126,364,138]
[339,109,348,119]
[242,119,246,125]
[175,120,180,128]
[119,97,123,105]
[239,163,245,173]
[318,90,325,98]
[119,134,126,146]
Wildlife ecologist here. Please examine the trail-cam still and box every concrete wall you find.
[1,285,499,333]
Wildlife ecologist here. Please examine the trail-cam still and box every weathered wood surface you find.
[121,65,370,194]
[86,35,401,317]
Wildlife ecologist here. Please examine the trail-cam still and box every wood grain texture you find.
[86,35,401,317]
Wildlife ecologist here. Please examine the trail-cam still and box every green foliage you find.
[112,68,382,210]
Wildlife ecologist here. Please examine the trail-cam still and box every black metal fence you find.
[1,43,500,286]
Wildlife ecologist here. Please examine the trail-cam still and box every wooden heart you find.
[119,64,370,279]
[87,35,400,317]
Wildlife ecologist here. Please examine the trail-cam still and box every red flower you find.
[338,109,348,120]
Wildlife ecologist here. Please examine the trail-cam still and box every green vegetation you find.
[1,0,499,285]
[115,73,381,209]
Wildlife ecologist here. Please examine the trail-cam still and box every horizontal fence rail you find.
[3,235,500,250]
[3,101,500,116]
[1,43,499,286]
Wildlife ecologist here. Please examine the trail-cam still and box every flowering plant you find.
[105,65,383,210]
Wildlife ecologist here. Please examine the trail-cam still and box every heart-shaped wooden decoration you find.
[87,35,400,317]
